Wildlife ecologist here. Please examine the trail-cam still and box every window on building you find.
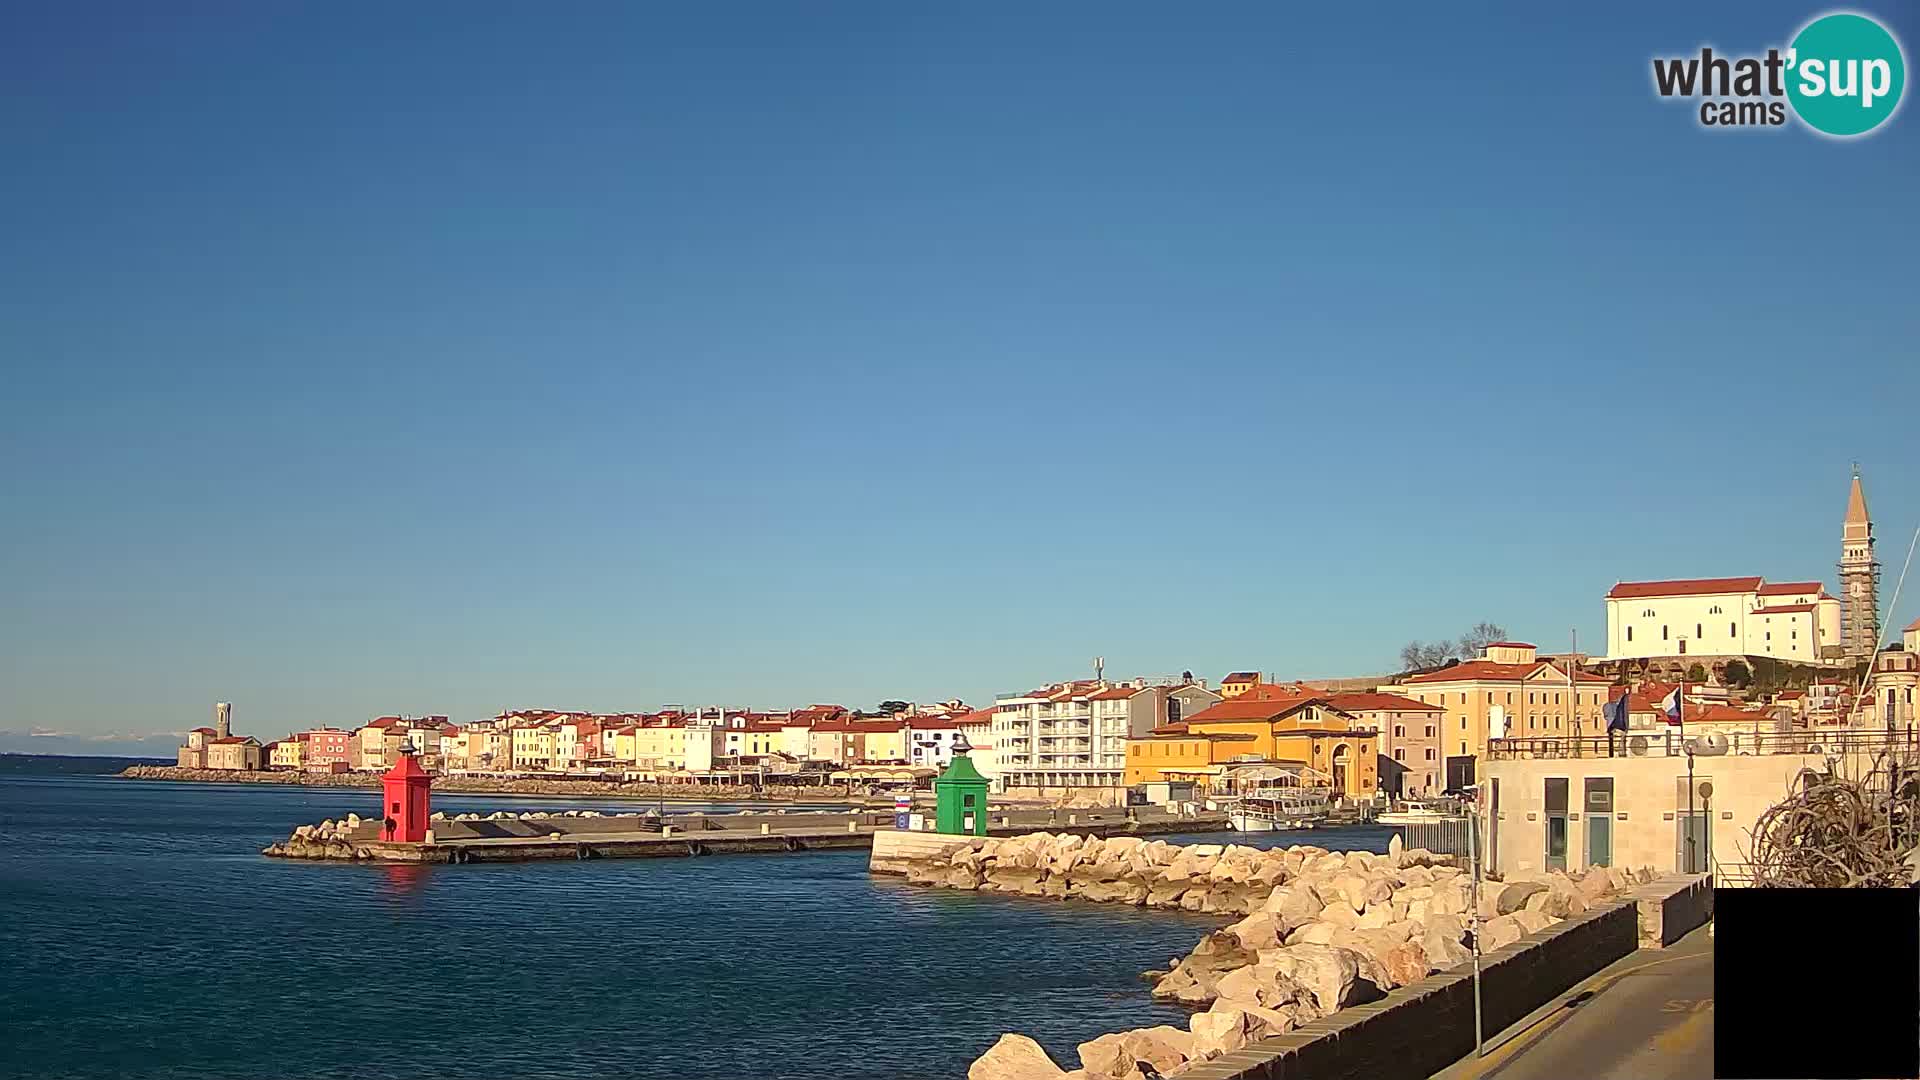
[1394,725,1405,737]
[1663,625,1669,640]
[1709,605,1722,614]
[1461,717,1467,729]
[1425,749,1436,760]
[1425,725,1436,737]
[1730,622,1736,637]
[1627,627,1633,642]
[1394,748,1406,761]
[1696,623,1702,638]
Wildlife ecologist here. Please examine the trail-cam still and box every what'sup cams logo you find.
[1652,11,1906,136]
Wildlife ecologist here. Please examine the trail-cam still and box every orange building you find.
[1123,688,1378,798]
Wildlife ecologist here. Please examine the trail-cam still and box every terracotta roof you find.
[210,736,256,745]
[1088,687,1139,701]
[1753,603,1817,614]
[1222,672,1261,683]
[954,707,997,726]
[1485,641,1535,649]
[1183,694,1325,723]
[1402,660,1610,685]
[1907,617,1920,633]
[1776,690,1806,701]
[1606,577,1763,599]
[904,715,962,730]
[1325,691,1442,713]
[191,727,217,735]
[1757,581,1823,596]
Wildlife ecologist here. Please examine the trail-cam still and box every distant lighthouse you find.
[215,702,232,740]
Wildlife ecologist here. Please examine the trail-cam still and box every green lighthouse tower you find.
[933,736,990,836]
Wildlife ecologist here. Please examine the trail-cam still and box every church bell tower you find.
[1840,466,1881,661]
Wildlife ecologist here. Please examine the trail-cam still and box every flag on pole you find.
[1661,686,1684,726]
[1604,691,1629,733]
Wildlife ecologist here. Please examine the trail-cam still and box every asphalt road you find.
[1430,924,1715,1080]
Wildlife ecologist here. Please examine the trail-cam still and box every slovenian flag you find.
[1661,686,1684,726]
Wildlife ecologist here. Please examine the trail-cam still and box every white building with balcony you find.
[992,677,1220,793]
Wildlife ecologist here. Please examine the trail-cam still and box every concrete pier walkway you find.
[267,806,1233,863]
[1428,924,1714,1080]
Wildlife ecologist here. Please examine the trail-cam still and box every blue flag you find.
[1604,693,1629,733]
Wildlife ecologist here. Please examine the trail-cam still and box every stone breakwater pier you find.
[868,832,1709,1080]
[263,806,1230,863]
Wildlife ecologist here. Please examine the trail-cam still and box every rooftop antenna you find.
[1093,656,1105,683]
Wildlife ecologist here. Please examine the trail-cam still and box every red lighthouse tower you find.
[380,746,433,843]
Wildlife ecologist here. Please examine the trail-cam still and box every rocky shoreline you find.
[886,831,1655,1079]
[118,765,854,803]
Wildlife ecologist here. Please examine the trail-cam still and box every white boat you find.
[1225,787,1332,832]
[1376,800,1467,826]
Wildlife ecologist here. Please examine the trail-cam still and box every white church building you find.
[1604,576,1842,664]
[1602,472,1878,669]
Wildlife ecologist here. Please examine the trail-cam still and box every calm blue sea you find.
[0,761,1392,1079]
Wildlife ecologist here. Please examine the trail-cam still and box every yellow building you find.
[1394,642,1613,788]
[1123,691,1378,798]
[857,722,908,763]
[268,738,306,770]
[1219,672,1262,699]
[510,725,557,770]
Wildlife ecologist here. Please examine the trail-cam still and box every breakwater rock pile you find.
[262,813,380,860]
[261,808,674,859]
[890,832,1656,1080]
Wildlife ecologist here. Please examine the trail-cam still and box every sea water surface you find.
[0,765,1392,1080]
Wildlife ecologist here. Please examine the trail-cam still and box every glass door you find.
[1586,814,1612,867]
[1677,813,1708,873]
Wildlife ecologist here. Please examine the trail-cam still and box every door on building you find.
[1331,745,1350,795]
[1675,775,1710,873]
[1487,777,1501,875]
[1543,777,1569,872]
[1676,813,1709,873]
[1584,777,1614,867]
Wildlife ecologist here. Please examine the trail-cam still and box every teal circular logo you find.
[1786,13,1906,136]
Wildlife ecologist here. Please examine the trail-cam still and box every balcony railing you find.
[1487,727,1917,761]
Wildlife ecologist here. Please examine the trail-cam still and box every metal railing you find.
[1400,816,1478,858]
[1486,727,1917,760]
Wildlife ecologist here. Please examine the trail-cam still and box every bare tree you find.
[1456,622,1508,659]
[1399,640,1456,672]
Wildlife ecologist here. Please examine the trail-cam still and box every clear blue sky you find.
[3,2,1915,753]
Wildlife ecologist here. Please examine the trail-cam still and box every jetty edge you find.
[263,805,1231,863]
